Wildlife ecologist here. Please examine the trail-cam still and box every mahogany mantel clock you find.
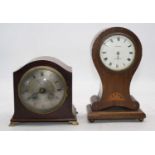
[87,27,146,122]
[10,57,78,125]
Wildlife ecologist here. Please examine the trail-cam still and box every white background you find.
[0,1,155,155]
[0,23,155,131]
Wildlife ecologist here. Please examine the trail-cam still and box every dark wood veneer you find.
[10,57,78,125]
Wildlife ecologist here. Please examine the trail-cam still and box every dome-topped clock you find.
[10,56,78,125]
[87,27,146,122]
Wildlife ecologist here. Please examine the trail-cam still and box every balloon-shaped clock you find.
[87,27,146,122]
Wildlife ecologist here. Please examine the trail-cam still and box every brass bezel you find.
[18,66,68,115]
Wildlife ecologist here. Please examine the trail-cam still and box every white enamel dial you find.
[18,66,67,114]
[100,35,135,71]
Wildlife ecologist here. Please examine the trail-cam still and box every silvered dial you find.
[18,66,67,114]
[100,35,135,71]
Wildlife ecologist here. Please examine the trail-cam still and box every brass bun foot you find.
[139,118,144,122]
[88,119,95,123]
[9,122,18,127]
[69,121,79,125]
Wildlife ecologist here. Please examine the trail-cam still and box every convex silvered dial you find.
[18,66,67,114]
[100,35,135,71]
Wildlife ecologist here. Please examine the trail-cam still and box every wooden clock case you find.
[10,57,78,125]
[87,27,146,122]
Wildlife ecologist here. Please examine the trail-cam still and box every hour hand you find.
[47,92,54,99]
[27,92,38,100]
[47,92,59,100]
[115,51,121,60]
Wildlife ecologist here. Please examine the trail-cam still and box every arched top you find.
[14,56,72,73]
[31,56,72,72]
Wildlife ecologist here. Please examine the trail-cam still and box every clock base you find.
[9,119,78,126]
[10,106,78,126]
[87,104,146,123]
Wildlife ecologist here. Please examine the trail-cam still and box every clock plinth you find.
[10,105,78,126]
[87,96,146,122]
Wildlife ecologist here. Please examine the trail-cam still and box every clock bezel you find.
[99,33,136,71]
[18,66,68,115]
[92,27,142,74]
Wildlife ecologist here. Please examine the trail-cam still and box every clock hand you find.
[47,90,60,100]
[28,87,47,100]
[115,51,121,60]
[27,92,39,100]
[48,91,54,97]
[103,43,109,47]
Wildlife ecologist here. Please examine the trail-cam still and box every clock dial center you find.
[39,87,46,94]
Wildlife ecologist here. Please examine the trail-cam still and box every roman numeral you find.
[104,57,108,61]
[129,52,133,54]
[103,43,109,47]
[128,45,132,47]
[102,51,106,54]
[40,72,44,76]
[127,58,131,61]
[110,39,113,43]
[57,88,63,91]
[117,37,120,41]
[109,62,112,66]
[116,64,119,68]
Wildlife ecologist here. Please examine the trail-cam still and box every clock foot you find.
[69,121,79,125]
[88,119,95,123]
[139,118,144,122]
[9,122,18,127]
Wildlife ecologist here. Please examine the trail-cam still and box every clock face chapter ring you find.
[18,66,68,114]
[93,27,142,74]
[99,33,136,71]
